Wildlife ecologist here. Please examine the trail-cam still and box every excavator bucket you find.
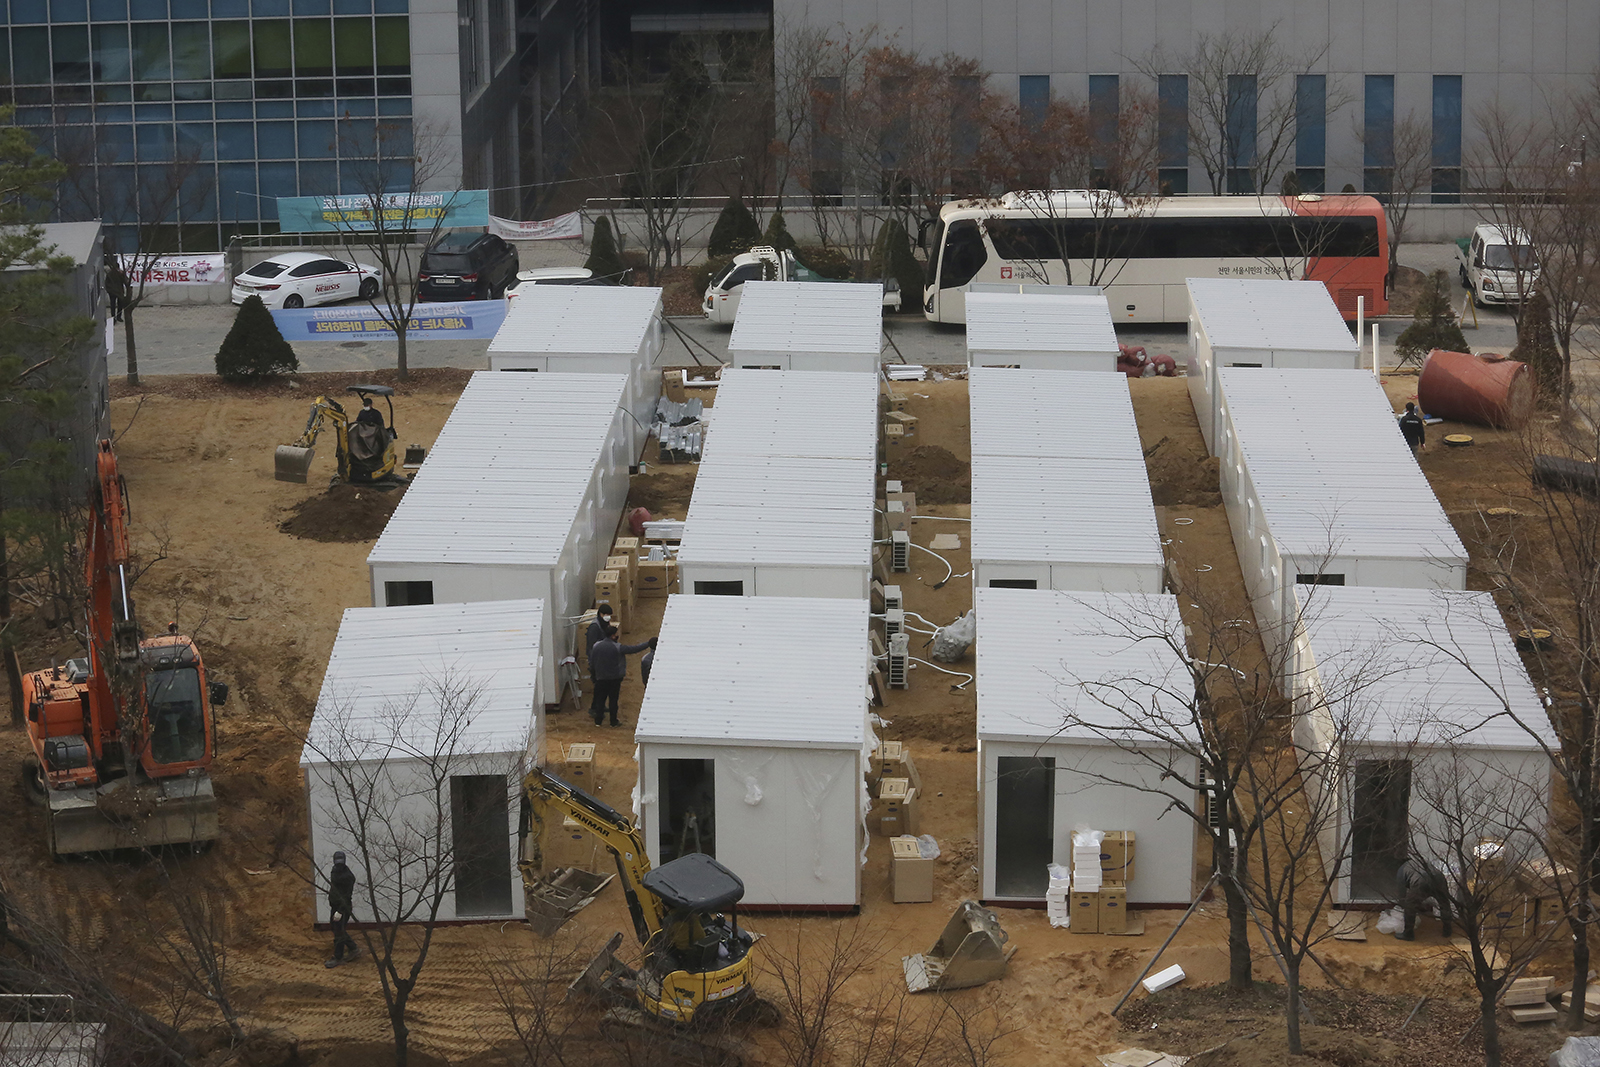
[523,867,615,937]
[274,445,315,483]
[903,900,1017,993]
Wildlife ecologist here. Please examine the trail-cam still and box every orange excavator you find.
[20,440,226,856]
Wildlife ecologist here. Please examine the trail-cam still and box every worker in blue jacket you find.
[589,624,652,727]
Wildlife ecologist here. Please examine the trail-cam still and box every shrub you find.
[795,244,853,280]
[215,295,297,382]
[1511,287,1565,401]
[867,220,926,313]
[762,209,798,254]
[1394,269,1469,364]
[585,216,628,283]
[708,197,762,258]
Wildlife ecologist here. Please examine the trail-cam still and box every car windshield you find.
[424,253,474,273]
[1485,244,1538,271]
[243,261,288,278]
[711,261,740,288]
[145,666,207,765]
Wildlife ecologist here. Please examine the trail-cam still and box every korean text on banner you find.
[487,211,583,241]
[119,253,224,285]
[270,300,509,341]
[276,190,490,233]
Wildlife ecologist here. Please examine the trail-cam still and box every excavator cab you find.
[274,383,420,485]
[641,854,754,978]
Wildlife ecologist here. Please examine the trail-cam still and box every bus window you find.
[939,219,987,289]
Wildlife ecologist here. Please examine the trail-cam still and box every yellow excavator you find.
[520,767,778,1065]
[274,384,419,485]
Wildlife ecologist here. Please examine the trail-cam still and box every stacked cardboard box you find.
[891,836,934,903]
[869,741,921,792]
[637,548,679,598]
[885,410,918,439]
[564,742,597,793]
[595,571,625,630]
[1045,864,1071,928]
[1069,830,1136,934]
[873,777,919,836]
[1100,831,1136,884]
[1506,976,1557,1023]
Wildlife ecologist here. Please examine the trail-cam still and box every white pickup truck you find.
[1456,224,1539,307]
[701,245,902,323]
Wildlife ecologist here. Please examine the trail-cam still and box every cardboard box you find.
[544,815,595,869]
[887,392,908,413]
[885,410,918,438]
[885,500,910,533]
[663,369,688,403]
[1099,885,1128,934]
[883,422,905,452]
[612,537,640,587]
[869,742,921,791]
[891,836,935,903]
[1071,891,1100,934]
[886,490,917,519]
[637,559,678,598]
[605,555,634,608]
[594,571,624,630]
[564,742,596,791]
[1100,831,1136,885]
[874,777,919,837]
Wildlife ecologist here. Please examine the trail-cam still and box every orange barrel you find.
[1417,349,1533,429]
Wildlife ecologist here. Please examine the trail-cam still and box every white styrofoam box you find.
[1143,965,1187,993]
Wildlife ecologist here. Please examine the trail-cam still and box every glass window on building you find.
[1018,74,1049,129]
[1364,74,1395,197]
[1432,74,1462,202]
[375,15,408,94]
[294,18,333,96]
[53,26,92,83]
[1158,73,1187,194]
[92,24,131,84]
[1088,74,1117,180]
[13,27,52,85]
[253,18,292,97]
[170,22,209,81]
[1225,74,1257,193]
[1295,74,1326,193]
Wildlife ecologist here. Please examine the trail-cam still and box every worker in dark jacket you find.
[1395,856,1453,940]
[641,636,658,686]
[585,604,614,674]
[589,624,652,727]
[1398,402,1426,453]
[325,850,359,967]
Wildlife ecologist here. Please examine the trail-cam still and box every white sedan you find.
[231,251,381,309]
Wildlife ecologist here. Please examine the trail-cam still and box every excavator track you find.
[597,1007,745,1067]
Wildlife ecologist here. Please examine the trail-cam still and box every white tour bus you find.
[919,191,1389,324]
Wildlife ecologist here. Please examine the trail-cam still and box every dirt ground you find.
[0,366,1584,1067]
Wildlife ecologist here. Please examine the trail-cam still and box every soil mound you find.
[1146,443,1223,507]
[894,445,970,504]
[278,483,406,543]
[627,466,697,516]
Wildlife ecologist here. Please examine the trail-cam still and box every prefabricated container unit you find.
[634,594,872,908]
[1212,367,1468,672]
[965,291,1119,371]
[969,368,1165,593]
[485,285,665,457]
[1287,585,1553,905]
[1186,278,1361,453]
[302,599,545,923]
[975,587,1197,905]
[700,368,881,461]
[367,372,631,700]
[727,281,884,372]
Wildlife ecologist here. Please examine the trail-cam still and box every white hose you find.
[909,656,974,689]
[908,541,953,587]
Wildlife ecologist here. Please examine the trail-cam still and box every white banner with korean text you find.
[488,211,584,241]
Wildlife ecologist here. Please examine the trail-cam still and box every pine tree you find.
[214,295,298,382]
[1394,269,1469,364]
[1512,287,1564,401]
[584,216,627,284]
[868,220,925,313]
[708,197,762,258]
[762,209,798,254]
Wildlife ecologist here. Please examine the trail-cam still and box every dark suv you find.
[417,232,520,300]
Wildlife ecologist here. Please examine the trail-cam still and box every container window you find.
[693,580,744,596]
[987,579,1037,590]
[383,580,433,606]
[1295,573,1345,586]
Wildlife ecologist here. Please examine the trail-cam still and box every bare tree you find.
[317,117,456,384]
[300,674,521,1067]
[1133,26,1348,196]
[141,863,245,1042]
[1355,112,1435,295]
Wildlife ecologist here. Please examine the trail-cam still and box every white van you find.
[1457,224,1539,307]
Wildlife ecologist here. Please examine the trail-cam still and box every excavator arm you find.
[521,766,666,945]
[275,397,350,483]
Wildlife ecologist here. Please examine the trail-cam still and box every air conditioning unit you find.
[886,480,903,495]
[891,530,910,572]
[885,608,905,638]
[1198,768,1237,874]
[885,500,909,533]
[887,632,910,688]
[882,584,903,612]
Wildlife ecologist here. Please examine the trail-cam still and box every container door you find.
[993,755,1055,897]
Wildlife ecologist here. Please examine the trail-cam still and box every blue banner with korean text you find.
[276,190,490,233]
[272,300,508,341]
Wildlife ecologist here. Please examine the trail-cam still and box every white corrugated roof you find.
[1296,586,1552,749]
[729,281,884,355]
[969,367,1144,459]
[703,369,880,460]
[303,599,544,762]
[487,286,661,354]
[976,588,1193,743]
[1219,368,1466,563]
[368,372,627,567]
[1187,278,1357,354]
[636,595,871,747]
[971,456,1165,568]
[965,292,1118,355]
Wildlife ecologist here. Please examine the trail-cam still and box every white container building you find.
[965,291,1120,371]
[1287,585,1552,904]
[485,285,665,456]
[727,281,884,372]
[303,599,545,923]
[1213,367,1468,669]
[367,372,631,699]
[975,588,1197,905]
[1185,278,1361,453]
[700,368,881,460]
[969,368,1165,593]
[634,594,872,908]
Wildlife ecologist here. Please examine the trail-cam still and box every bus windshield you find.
[146,666,207,765]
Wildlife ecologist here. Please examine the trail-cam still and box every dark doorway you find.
[1296,573,1346,586]
[451,775,513,916]
[659,758,716,863]
[384,580,434,606]
[694,581,745,596]
[994,756,1055,896]
[1351,759,1411,900]
[988,579,1038,590]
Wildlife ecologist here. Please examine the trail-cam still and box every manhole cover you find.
[339,341,368,349]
